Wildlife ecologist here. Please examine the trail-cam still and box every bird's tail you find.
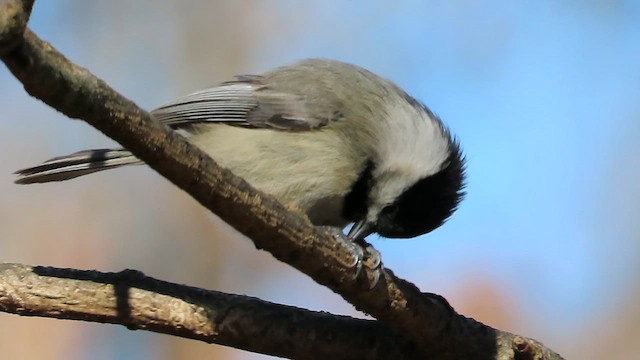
[14,149,141,184]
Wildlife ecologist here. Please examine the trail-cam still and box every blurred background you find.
[1,1,639,359]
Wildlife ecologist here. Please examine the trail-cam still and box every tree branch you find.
[0,263,423,359]
[0,1,565,359]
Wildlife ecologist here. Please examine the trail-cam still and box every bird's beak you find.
[348,220,375,241]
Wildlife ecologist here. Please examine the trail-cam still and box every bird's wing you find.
[151,75,331,131]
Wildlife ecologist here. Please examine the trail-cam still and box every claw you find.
[368,267,381,289]
[363,244,381,270]
[361,243,384,289]
[318,226,385,288]
[319,226,363,278]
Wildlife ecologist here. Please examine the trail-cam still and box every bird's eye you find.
[381,204,398,217]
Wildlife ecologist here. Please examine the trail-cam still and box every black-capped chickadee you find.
[15,59,465,244]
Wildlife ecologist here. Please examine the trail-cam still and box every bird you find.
[15,58,465,246]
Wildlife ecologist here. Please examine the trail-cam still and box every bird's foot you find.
[319,226,384,289]
[355,239,383,288]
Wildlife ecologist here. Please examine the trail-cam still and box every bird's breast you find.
[189,124,364,227]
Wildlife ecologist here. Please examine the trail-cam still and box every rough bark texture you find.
[0,1,565,359]
[0,263,426,359]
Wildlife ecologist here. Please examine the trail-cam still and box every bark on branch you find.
[0,1,565,359]
[0,263,422,359]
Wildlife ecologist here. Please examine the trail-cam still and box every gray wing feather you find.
[151,82,258,126]
[150,78,328,131]
[15,75,330,184]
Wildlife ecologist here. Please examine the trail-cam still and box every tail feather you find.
[15,149,141,184]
